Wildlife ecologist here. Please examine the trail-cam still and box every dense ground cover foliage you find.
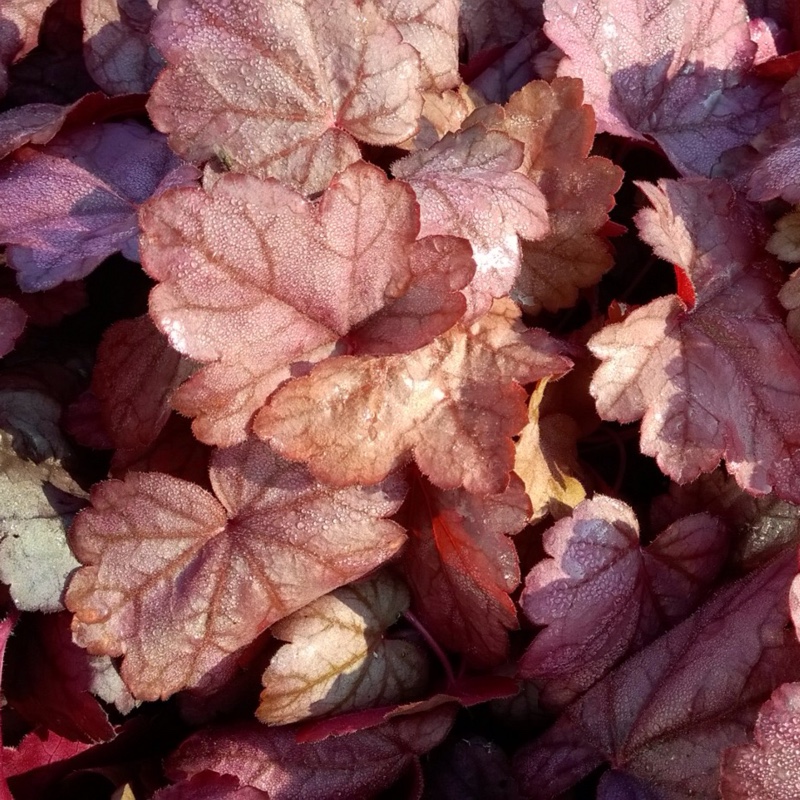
[1,0,800,797]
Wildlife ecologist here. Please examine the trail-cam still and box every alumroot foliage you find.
[0,0,800,798]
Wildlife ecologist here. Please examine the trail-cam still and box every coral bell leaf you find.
[392,124,549,320]
[402,473,530,667]
[0,0,56,97]
[589,178,800,501]
[148,0,423,194]
[519,495,726,707]
[514,550,800,798]
[0,121,193,290]
[256,299,571,494]
[92,315,192,451]
[543,0,781,176]
[65,439,407,701]
[82,0,161,95]
[720,681,800,799]
[166,707,456,800]
[140,161,426,446]
[0,298,26,359]
[257,572,428,725]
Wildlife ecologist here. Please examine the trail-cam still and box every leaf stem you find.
[403,609,456,688]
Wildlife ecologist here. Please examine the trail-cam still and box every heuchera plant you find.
[3,0,800,797]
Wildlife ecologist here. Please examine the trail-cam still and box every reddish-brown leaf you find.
[256,299,571,494]
[65,439,407,700]
[92,315,191,451]
[590,178,800,502]
[148,0,422,194]
[401,472,530,667]
[140,161,430,446]
[166,708,456,800]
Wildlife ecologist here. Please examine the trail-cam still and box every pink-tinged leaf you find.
[3,611,119,742]
[295,674,519,743]
[519,496,726,708]
[482,78,624,314]
[167,707,456,800]
[140,161,423,446]
[589,178,800,502]
[148,0,422,194]
[514,550,800,799]
[110,413,212,487]
[65,438,407,700]
[3,728,93,779]
[0,121,192,290]
[401,472,529,667]
[82,0,161,95]
[0,0,56,97]
[0,93,148,160]
[352,235,475,355]
[651,469,800,570]
[154,772,268,800]
[258,572,428,725]
[92,315,191,451]
[374,0,459,92]
[393,125,549,319]
[720,681,800,799]
[780,267,800,347]
[459,0,544,56]
[740,74,800,203]
[0,298,26,358]
[543,0,781,176]
[257,299,571,494]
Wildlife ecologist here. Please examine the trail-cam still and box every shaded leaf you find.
[92,315,191,451]
[148,0,422,194]
[256,299,571,494]
[543,0,781,176]
[66,439,406,700]
[82,0,161,95]
[590,178,800,502]
[514,378,585,521]
[401,472,529,667]
[458,0,544,56]
[0,0,56,96]
[519,495,726,707]
[257,572,428,725]
[153,772,268,800]
[166,708,456,800]
[514,551,800,799]
[0,121,193,290]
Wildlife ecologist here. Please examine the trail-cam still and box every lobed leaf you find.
[720,682,800,799]
[82,0,161,95]
[166,708,456,800]
[148,0,423,194]
[140,161,430,446]
[401,472,530,667]
[66,439,407,700]
[590,178,800,502]
[514,550,800,798]
[0,121,192,290]
[519,495,726,707]
[393,124,549,319]
[257,572,428,725]
[543,0,781,176]
[256,299,571,494]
